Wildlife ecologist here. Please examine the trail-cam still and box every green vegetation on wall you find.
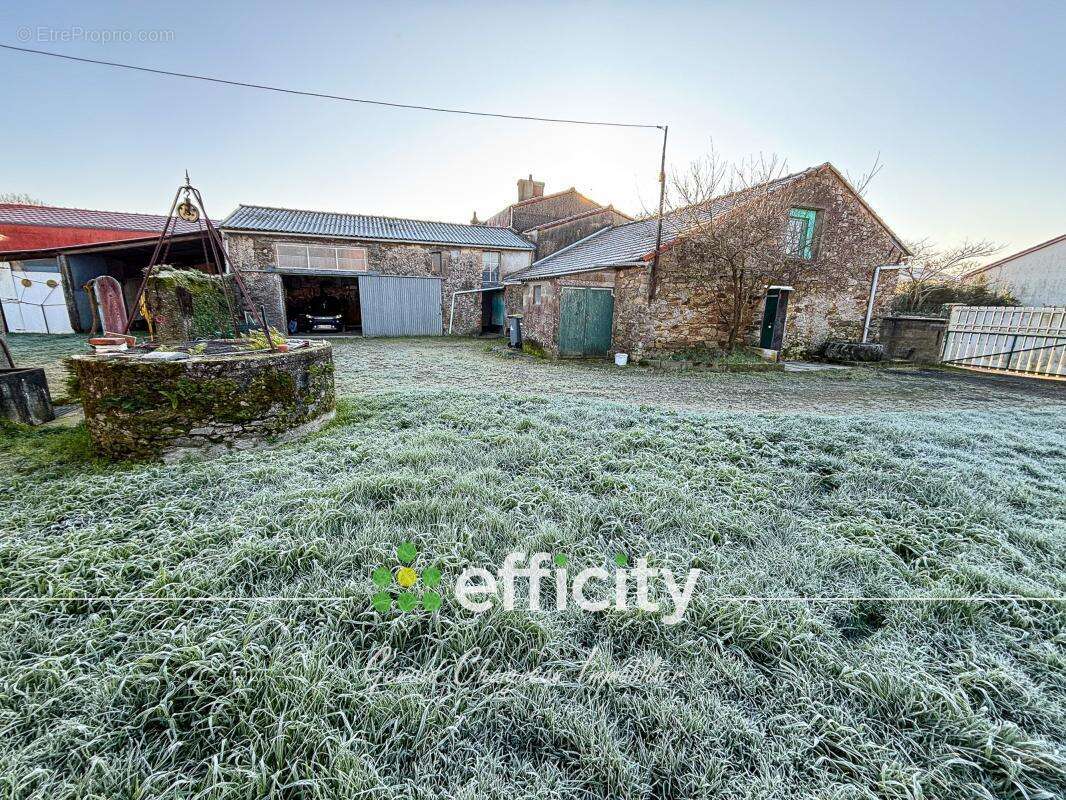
[893,281,1018,316]
[70,347,336,460]
[146,268,238,342]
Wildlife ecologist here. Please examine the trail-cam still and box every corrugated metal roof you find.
[0,204,206,234]
[222,205,534,250]
[508,166,836,282]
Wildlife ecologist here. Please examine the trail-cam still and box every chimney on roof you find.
[517,174,545,202]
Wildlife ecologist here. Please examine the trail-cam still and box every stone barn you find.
[220,206,534,336]
[506,163,911,359]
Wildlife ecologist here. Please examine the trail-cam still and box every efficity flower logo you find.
[371,541,442,613]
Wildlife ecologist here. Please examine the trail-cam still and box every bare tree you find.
[844,152,883,197]
[0,192,45,205]
[895,238,1000,312]
[661,150,812,351]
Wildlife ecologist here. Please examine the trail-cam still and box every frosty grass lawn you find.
[0,335,1064,799]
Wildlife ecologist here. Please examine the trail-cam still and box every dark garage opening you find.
[282,274,362,334]
[16,232,217,333]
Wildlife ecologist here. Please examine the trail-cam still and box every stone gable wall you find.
[610,169,904,359]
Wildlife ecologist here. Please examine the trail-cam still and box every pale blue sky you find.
[1,1,1063,259]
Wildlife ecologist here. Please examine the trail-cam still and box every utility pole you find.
[648,125,669,299]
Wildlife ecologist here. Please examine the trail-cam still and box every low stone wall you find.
[70,342,335,461]
[879,315,947,362]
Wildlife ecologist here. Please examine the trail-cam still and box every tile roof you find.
[222,205,534,250]
[483,188,603,229]
[0,203,206,234]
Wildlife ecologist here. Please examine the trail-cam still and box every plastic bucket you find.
[614,352,629,367]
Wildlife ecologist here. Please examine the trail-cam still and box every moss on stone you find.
[70,344,335,460]
[145,268,238,343]
[521,340,549,359]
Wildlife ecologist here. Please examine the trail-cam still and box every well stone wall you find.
[70,342,335,461]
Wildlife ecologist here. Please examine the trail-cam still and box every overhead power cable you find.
[0,43,664,130]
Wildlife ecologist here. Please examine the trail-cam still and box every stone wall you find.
[528,208,631,259]
[879,315,947,362]
[484,189,603,231]
[237,271,287,331]
[143,268,240,343]
[610,169,904,359]
[70,342,335,461]
[514,270,617,356]
[224,233,532,335]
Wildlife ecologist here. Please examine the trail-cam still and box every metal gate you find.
[941,305,1066,378]
[559,287,614,357]
[358,275,442,337]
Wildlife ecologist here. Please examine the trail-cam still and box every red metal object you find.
[0,204,205,256]
[0,223,159,253]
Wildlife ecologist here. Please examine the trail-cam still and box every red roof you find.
[0,203,209,255]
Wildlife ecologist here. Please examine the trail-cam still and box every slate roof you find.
[0,204,206,234]
[508,164,909,282]
[222,205,534,250]
[508,172,806,282]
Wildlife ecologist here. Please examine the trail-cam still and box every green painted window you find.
[786,208,818,259]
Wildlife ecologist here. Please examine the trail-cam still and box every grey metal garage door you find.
[358,275,442,336]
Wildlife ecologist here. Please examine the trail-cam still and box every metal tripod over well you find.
[124,173,274,348]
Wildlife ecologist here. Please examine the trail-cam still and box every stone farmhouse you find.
[505,163,911,358]
[479,176,632,259]
[2,170,910,359]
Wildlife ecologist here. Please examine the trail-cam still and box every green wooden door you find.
[760,290,780,348]
[559,287,614,357]
[584,289,614,356]
[490,291,506,327]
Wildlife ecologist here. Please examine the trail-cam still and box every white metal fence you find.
[941,305,1066,378]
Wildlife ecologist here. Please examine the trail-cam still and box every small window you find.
[785,208,818,260]
[482,251,501,285]
[276,243,309,270]
[533,285,543,306]
[335,247,367,271]
[307,245,338,270]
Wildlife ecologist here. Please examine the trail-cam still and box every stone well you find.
[69,341,335,461]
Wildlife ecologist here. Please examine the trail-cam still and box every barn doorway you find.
[282,275,362,334]
[482,289,506,334]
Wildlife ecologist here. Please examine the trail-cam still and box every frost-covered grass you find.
[3,333,88,400]
[1,390,1064,799]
